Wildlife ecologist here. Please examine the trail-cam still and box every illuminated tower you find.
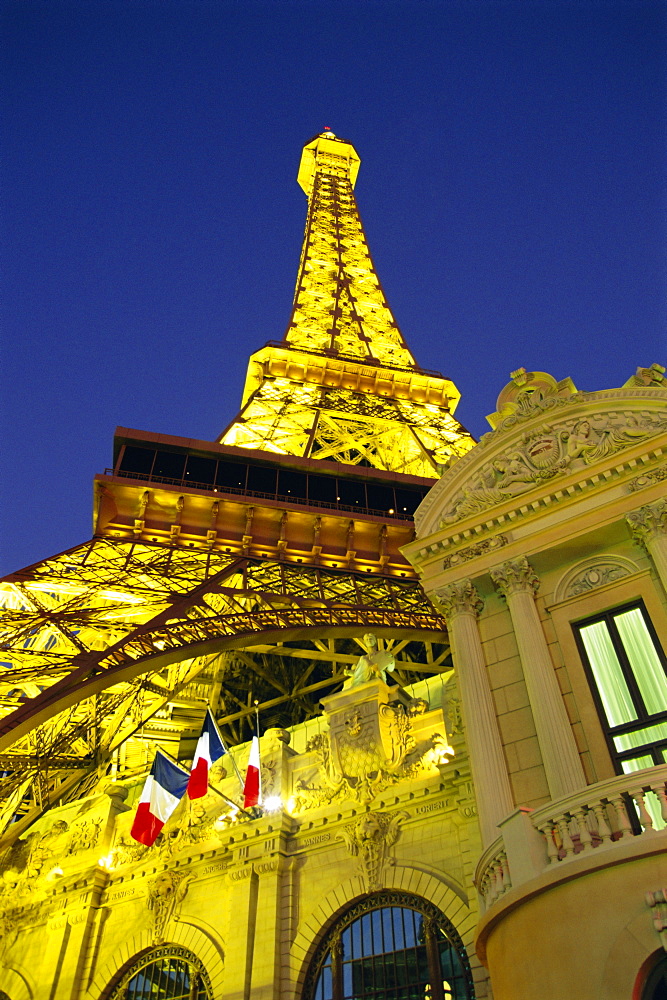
[0,132,474,845]
[221,130,472,475]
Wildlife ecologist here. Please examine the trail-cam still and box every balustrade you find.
[475,765,667,911]
[475,846,512,908]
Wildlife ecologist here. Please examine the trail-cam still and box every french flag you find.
[187,708,226,799]
[130,751,190,846]
[243,735,261,809]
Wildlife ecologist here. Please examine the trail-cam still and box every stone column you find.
[490,557,585,800]
[436,579,514,847]
[626,499,667,593]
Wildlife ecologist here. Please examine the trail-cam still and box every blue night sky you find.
[2,0,666,575]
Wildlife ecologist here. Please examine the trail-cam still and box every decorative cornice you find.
[626,499,667,546]
[434,580,484,620]
[491,557,539,598]
[442,535,509,570]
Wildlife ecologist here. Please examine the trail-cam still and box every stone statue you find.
[343,633,395,689]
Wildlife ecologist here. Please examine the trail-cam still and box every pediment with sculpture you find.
[415,364,666,535]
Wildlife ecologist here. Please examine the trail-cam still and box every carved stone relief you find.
[624,363,666,389]
[340,810,408,891]
[439,409,666,525]
[628,466,667,492]
[146,869,193,943]
[442,534,509,569]
[557,559,635,601]
[291,680,453,813]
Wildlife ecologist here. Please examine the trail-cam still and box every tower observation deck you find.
[0,133,473,844]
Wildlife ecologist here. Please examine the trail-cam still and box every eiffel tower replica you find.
[0,130,474,846]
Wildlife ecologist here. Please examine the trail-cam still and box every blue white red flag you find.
[243,735,261,809]
[187,708,227,799]
[130,751,190,846]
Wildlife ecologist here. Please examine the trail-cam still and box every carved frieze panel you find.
[414,370,667,537]
[442,534,509,569]
[628,466,667,492]
[439,409,666,525]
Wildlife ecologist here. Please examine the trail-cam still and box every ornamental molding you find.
[415,380,667,538]
[442,535,509,569]
[490,557,539,599]
[628,465,667,492]
[626,499,667,545]
[434,580,484,621]
[339,810,408,891]
[146,868,193,943]
[553,555,639,604]
[290,679,454,812]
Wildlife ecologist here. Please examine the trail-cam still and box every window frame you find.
[104,945,212,1000]
[301,890,475,1000]
[573,599,667,772]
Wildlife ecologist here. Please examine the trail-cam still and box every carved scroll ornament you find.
[146,868,193,942]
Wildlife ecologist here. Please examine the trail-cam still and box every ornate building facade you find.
[407,363,667,999]
[0,132,665,1000]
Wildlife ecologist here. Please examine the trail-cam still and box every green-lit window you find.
[105,946,212,1000]
[574,602,667,774]
[303,892,474,1000]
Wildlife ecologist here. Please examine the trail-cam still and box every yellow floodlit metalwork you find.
[0,132,466,843]
[220,131,475,474]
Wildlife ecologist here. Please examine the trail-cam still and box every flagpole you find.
[254,699,262,807]
[205,781,255,819]
[216,725,245,796]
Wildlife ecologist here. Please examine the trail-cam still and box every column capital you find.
[435,579,483,621]
[491,557,539,599]
[626,499,667,547]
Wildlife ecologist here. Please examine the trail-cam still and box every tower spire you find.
[289,130,414,367]
[220,131,474,476]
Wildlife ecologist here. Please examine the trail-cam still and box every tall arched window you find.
[302,892,475,1000]
[104,946,212,1000]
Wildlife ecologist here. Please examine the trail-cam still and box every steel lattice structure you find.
[0,130,473,846]
[219,131,474,474]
